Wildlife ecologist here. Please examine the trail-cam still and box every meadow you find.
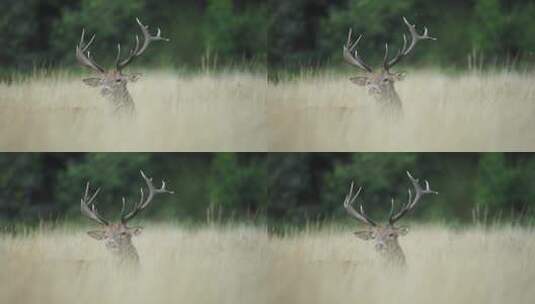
[0,71,267,151]
[268,70,535,151]
[1,224,533,304]
[1,69,534,151]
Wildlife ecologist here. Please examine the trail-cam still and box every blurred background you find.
[1,153,534,228]
[269,0,535,76]
[0,0,267,74]
[3,0,535,76]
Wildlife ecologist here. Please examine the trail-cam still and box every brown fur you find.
[83,69,139,115]
[354,224,409,266]
[350,69,405,117]
[87,222,142,265]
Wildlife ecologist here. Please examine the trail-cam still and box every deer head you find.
[80,170,173,264]
[76,18,169,114]
[343,171,438,266]
[343,17,436,114]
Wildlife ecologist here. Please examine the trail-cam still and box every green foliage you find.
[50,0,145,66]
[0,154,45,219]
[0,154,85,221]
[0,0,41,69]
[473,0,535,59]
[54,153,150,219]
[0,0,266,72]
[270,0,535,70]
[4,0,535,72]
[318,0,414,65]
[208,154,268,218]
[322,154,418,219]
[1,153,535,225]
[476,154,535,216]
[204,0,236,59]
[204,0,267,62]
[267,154,326,222]
[472,0,506,54]
[267,0,310,69]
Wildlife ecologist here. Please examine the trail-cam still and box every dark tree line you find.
[269,0,535,72]
[0,0,267,72]
[1,153,534,226]
[3,0,534,73]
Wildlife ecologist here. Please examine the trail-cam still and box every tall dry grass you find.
[268,70,535,151]
[1,224,533,304]
[0,71,267,151]
[1,69,534,151]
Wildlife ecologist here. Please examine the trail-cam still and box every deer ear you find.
[397,226,409,236]
[127,73,142,82]
[82,77,102,87]
[350,76,368,86]
[129,227,143,236]
[87,230,107,240]
[392,72,406,82]
[354,230,374,240]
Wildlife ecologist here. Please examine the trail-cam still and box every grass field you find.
[0,71,267,151]
[1,224,533,304]
[1,69,534,151]
[268,70,535,151]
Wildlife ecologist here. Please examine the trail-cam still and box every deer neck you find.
[112,243,140,265]
[374,85,402,116]
[104,86,135,114]
[380,241,406,266]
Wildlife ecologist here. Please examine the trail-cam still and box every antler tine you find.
[121,170,174,223]
[385,16,436,70]
[79,29,96,50]
[383,43,389,70]
[384,34,407,70]
[343,182,376,226]
[120,196,127,217]
[75,29,105,73]
[358,202,375,224]
[114,44,122,67]
[343,28,373,72]
[116,18,169,70]
[80,182,108,226]
[388,198,395,219]
[389,171,438,224]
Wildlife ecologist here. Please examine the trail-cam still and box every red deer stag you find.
[76,18,169,115]
[343,171,437,266]
[81,170,173,265]
[343,17,436,117]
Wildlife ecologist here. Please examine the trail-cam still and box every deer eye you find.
[116,79,122,83]
[388,233,396,238]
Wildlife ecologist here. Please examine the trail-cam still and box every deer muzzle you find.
[105,241,120,252]
[367,85,381,96]
[375,242,386,251]
[100,87,112,96]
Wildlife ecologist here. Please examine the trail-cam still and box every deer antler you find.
[389,171,438,224]
[384,17,436,71]
[343,29,373,72]
[121,170,174,223]
[80,182,109,225]
[76,29,105,73]
[116,18,169,71]
[343,182,377,226]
